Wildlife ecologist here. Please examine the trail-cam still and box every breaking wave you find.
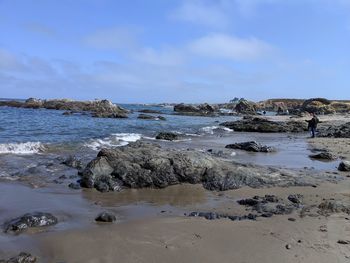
[84,133,142,151]
[0,142,45,154]
[201,126,233,134]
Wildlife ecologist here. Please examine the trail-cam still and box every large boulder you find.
[4,212,58,234]
[235,100,257,115]
[309,152,337,161]
[79,142,335,192]
[0,252,36,263]
[301,98,335,114]
[225,141,275,152]
[220,116,307,133]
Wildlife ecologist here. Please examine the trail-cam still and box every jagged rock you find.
[288,194,303,204]
[61,155,82,169]
[155,132,179,141]
[309,152,337,161]
[235,100,257,115]
[238,195,296,216]
[174,103,218,116]
[95,212,116,222]
[4,212,58,234]
[220,116,307,133]
[0,252,36,263]
[301,98,335,114]
[338,161,350,172]
[79,142,330,192]
[319,122,350,138]
[225,141,274,152]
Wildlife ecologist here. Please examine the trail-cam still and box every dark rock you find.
[288,217,296,221]
[155,132,179,141]
[62,111,73,115]
[238,195,295,216]
[1,252,36,263]
[309,152,337,161]
[68,182,81,190]
[79,142,337,192]
[137,114,166,121]
[0,98,129,119]
[337,240,350,245]
[174,103,218,116]
[285,244,292,249]
[338,161,350,172]
[61,155,82,169]
[221,116,307,133]
[225,141,275,153]
[288,194,303,204]
[235,100,257,115]
[4,212,58,234]
[319,122,350,138]
[138,109,163,114]
[95,212,116,222]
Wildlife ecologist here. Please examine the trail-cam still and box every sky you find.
[0,0,349,103]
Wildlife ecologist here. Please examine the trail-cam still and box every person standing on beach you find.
[306,113,319,138]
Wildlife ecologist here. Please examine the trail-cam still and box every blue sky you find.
[0,0,349,103]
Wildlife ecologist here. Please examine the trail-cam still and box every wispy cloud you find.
[188,33,273,61]
[170,0,229,28]
[83,27,136,50]
[131,47,185,66]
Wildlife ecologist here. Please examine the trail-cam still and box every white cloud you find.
[170,0,229,28]
[83,27,136,50]
[131,47,185,66]
[188,33,273,61]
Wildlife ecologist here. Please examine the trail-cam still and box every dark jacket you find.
[306,117,319,129]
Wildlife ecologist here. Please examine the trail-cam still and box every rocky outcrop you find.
[173,103,218,116]
[0,252,36,263]
[137,114,166,121]
[4,212,58,234]
[235,100,257,115]
[338,161,350,172]
[301,98,335,114]
[318,122,350,138]
[0,98,129,118]
[79,142,336,192]
[220,116,307,133]
[225,141,274,153]
[155,132,179,141]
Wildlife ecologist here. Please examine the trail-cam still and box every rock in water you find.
[79,142,328,192]
[95,212,116,222]
[4,212,58,234]
[220,116,307,133]
[173,103,218,116]
[225,141,274,152]
[61,155,82,169]
[309,152,337,161]
[338,161,350,172]
[1,252,36,263]
[155,132,179,141]
[288,194,303,204]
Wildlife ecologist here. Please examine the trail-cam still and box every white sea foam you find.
[201,126,233,134]
[85,133,142,151]
[0,142,45,154]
